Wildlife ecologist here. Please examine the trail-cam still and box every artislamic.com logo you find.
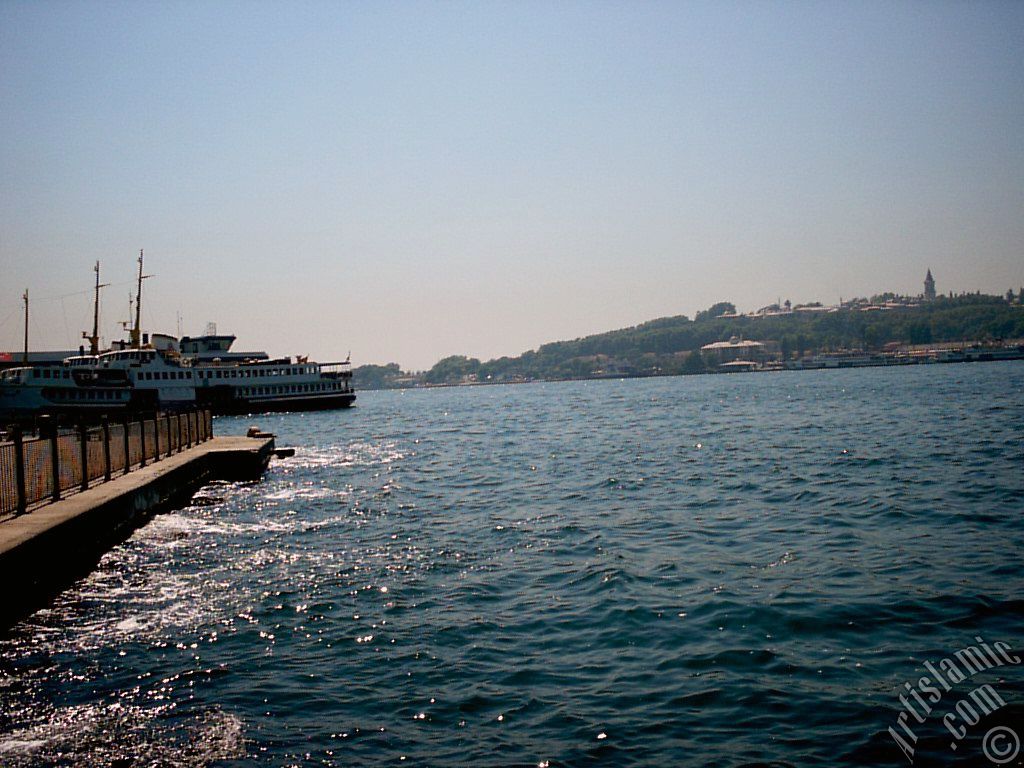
[889,636,1020,764]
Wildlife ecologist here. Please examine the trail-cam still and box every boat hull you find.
[198,389,356,416]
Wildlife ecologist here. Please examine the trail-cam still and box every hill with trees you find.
[352,291,1024,389]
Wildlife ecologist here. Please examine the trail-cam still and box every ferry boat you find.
[181,331,355,415]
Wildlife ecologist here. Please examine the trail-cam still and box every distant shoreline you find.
[357,345,1024,392]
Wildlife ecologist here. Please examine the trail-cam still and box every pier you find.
[0,414,275,630]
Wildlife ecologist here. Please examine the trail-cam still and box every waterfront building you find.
[701,337,767,365]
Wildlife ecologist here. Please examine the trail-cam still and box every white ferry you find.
[181,331,355,415]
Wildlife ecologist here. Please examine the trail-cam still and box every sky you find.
[1,1,1022,370]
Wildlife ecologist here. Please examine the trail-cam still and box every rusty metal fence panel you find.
[87,432,107,482]
[127,423,142,468]
[143,420,157,463]
[22,438,52,507]
[158,419,169,458]
[0,442,17,516]
[109,423,126,473]
[56,432,82,494]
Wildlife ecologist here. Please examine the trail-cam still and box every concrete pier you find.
[0,435,274,631]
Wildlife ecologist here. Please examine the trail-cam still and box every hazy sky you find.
[2,1,1022,370]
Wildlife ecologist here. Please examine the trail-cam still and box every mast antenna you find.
[22,289,29,364]
[83,260,110,355]
[131,249,153,348]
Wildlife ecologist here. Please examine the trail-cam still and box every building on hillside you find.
[701,337,767,366]
[924,269,936,301]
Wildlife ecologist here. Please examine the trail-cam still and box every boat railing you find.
[0,408,213,519]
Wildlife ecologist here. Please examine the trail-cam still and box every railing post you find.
[78,421,89,492]
[102,416,112,481]
[12,426,26,515]
[186,411,192,448]
[40,416,60,502]
[139,414,147,468]
[165,413,172,456]
[122,414,131,475]
[152,411,161,462]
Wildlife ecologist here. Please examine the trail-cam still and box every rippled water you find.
[1,363,1022,766]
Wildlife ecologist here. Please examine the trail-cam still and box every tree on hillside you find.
[352,363,405,390]
[695,302,736,322]
[424,355,482,384]
[681,350,707,374]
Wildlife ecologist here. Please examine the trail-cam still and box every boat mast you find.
[131,249,152,349]
[22,289,28,364]
[83,261,109,355]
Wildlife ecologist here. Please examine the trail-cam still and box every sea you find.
[0,362,1022,767]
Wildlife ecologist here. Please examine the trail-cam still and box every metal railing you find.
[0,409,213,518]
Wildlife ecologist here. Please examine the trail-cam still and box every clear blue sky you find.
[2,0,1022,369]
